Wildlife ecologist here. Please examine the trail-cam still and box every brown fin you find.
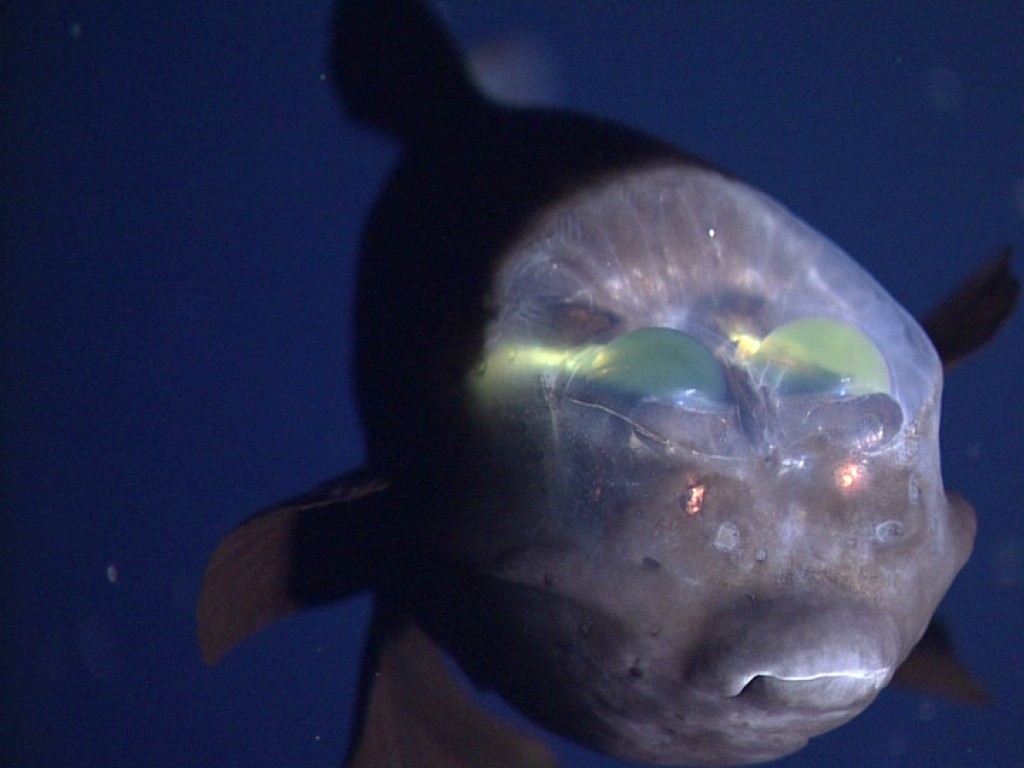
[892,619,990,706]
[197,503,301,665]
[921,246,1019,371]
[348,622,559,768]
[197,470,390,666]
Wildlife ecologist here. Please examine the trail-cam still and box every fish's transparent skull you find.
[462,164,972,764]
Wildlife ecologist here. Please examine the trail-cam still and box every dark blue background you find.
[4,2,1022,766]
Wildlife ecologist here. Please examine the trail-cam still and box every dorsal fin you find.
[348,620,559,768]
[331,0,487,143]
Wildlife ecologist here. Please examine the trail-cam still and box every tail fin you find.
[197,470,389,665]
[331,0,485,142]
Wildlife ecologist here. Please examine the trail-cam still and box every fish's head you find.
[456,162,974,765]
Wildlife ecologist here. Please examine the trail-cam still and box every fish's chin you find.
[584,601,901,766]
[705,678,883,764]
[647,601,899,764]
[443,572,907,766]
[596,690,870,767]
[598,680,881,767]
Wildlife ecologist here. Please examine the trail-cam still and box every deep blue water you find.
[4,2,1022,766]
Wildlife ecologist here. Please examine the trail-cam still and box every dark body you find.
[198,2,1018,766]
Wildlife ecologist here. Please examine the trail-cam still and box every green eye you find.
[749,318,890,397]
[571,327,728,405]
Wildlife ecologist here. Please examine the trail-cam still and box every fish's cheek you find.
[671,457,895,601]
[944,489,977,570]
[652,463,836,593]
[775,462,916,578]
[661,473,768,582]
[756,458,969,657]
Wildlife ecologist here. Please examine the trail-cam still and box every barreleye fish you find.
[197,1,1019,766]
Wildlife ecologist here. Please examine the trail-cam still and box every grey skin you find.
[448,164,971,765]
[198,2,1015,767]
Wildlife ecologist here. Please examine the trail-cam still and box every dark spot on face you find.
[542,573,554,588]
[548,304,621,344]
[629,662,644,679]
[642,556,660,570]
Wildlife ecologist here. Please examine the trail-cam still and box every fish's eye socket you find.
[570,327,728,406]
[545,304,621,345]
[747,318,890,397]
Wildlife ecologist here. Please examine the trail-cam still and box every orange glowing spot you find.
[835,462,865,492]
[684,481,705,516]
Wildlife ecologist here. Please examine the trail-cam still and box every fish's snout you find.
[693,600,900,715]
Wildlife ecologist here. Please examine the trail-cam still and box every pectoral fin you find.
[348,620,559,768]
[892,619,990,705]
[197,469,390,665]
[922,246,1018,371]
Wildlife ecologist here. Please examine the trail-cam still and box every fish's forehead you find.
[490,163,942,421]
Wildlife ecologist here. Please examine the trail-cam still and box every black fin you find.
[331,0,485,142]
[922,246,1019,371]
[196,469,390,665]
[892,619,990,705]
[346,618,559,768]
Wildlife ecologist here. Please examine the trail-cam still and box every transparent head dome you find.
[487,163,942,437]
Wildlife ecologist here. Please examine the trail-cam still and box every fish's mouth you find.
[691,600,901,717]
[727,666,891,711]
[667,664,893,766]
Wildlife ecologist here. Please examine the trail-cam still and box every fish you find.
[197,1,1019,766]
